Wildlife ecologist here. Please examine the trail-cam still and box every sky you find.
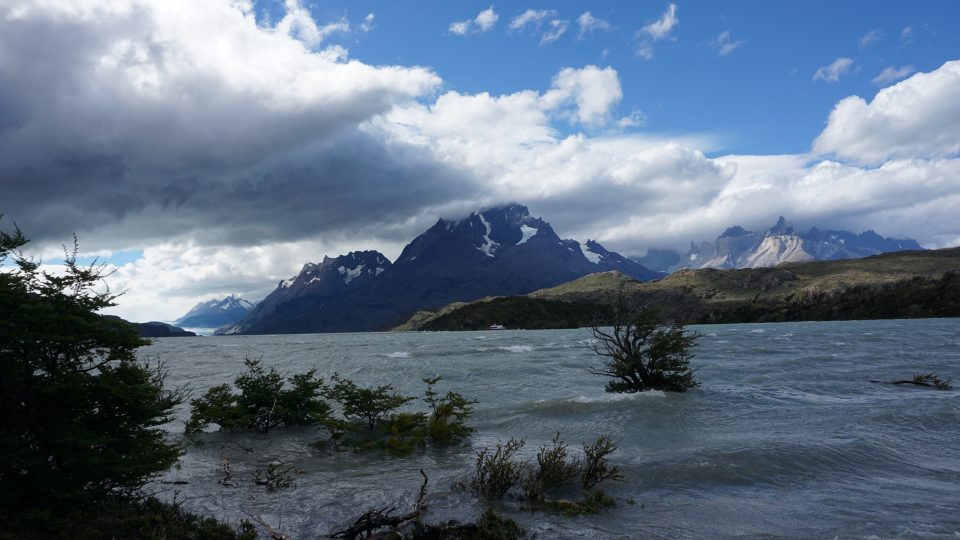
[1,0,959,322]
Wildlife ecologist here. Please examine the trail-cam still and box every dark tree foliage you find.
[589,291,699,392]
[0,222,183,508]
[324,373,415,430]
[186,357,329,434]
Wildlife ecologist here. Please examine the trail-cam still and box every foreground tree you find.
[0,223,184,508]
[589,292,698,392]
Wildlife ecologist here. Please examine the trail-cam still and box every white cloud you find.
[635,3,678,59]
[360,13,375,33]
[814,60,960,164]
[448,20,470,36]
[640,3,678,40]
[813,57,854,83]
[872,65,914,85]
[900,25,914,43]
[450,6,499,36]
[509,9,557,31]
[577,12,611,38]
[712,30,744,56]
[540,19,569,44]
[859,28,883,48]
[475,7,499,32]
[275,0,348,48]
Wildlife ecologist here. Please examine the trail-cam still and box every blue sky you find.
[260,1,959,155]
[1,0,958,321]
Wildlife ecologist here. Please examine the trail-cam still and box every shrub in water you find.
[589,291,699,393]
[472,439,526,500]
[186,357,328,434]
[423,376,478,445]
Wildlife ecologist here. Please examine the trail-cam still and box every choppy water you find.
[143,318,960,539]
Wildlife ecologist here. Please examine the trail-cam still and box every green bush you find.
[186,357,329,434]
[424,376,477,444]
[319,376,477,456]
[471,439,526,500]
[473,434,623,515]
[522,433,579,499]
[324,373,416,430]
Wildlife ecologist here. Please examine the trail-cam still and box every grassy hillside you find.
[397,248,960,330]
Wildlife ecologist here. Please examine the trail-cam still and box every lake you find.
[143,318,960,539]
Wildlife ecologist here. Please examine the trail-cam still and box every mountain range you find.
[222,203,662,334]
[174,295,257,329]
[632,217,922,273]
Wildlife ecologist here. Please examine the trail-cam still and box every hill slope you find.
[401,247,960,330]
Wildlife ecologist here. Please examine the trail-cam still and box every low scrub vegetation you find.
[188,364,476,457]
[471,434,623,516]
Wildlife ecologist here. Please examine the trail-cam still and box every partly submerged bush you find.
[320,375,477,456]
[589,292,699,393]
[324,373,416,430]
[186,357,328,434]
[472,439,526,500]
[473,434,623,515]
[522,434,579,500]
[424,376,478,445]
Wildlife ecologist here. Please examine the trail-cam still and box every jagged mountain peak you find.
[278,251,389,291]
[650,216,925,273]
[175,294,257,328]
[720,225,752,238]
[768,216,795,235]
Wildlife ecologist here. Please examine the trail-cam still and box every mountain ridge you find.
[632,217,923,273]
[225,203,663,334]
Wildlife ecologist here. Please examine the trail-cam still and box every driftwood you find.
[869,373,953,390]
[329,469,429,539]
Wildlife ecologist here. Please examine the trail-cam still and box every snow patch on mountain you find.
[579,242,602,264]
[517,224,539,245]
[339,264,365,284]
[476,212,499,257]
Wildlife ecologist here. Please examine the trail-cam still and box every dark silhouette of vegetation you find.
[186,356,329,434]
[0,220,251,538]
[331,471,525,539]
[472,439,527,500]
[589,293,698,392]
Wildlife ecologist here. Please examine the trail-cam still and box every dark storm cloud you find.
[0,1,453,250]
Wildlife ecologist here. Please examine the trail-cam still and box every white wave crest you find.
[572,391,665,403]
[499,345,533,353]
[381,351,409,358]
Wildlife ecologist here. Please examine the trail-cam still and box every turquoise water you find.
[144,318,960,539]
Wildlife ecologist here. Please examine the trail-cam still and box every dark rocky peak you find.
[720,225,752,238]
[280,250,390,290]
[768,216,795,235]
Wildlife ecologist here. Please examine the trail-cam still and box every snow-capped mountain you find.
[227,203,662,334]
[634,217,923,273]
[174,295,257,329]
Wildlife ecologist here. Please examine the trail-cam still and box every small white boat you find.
[488,323,506,330]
